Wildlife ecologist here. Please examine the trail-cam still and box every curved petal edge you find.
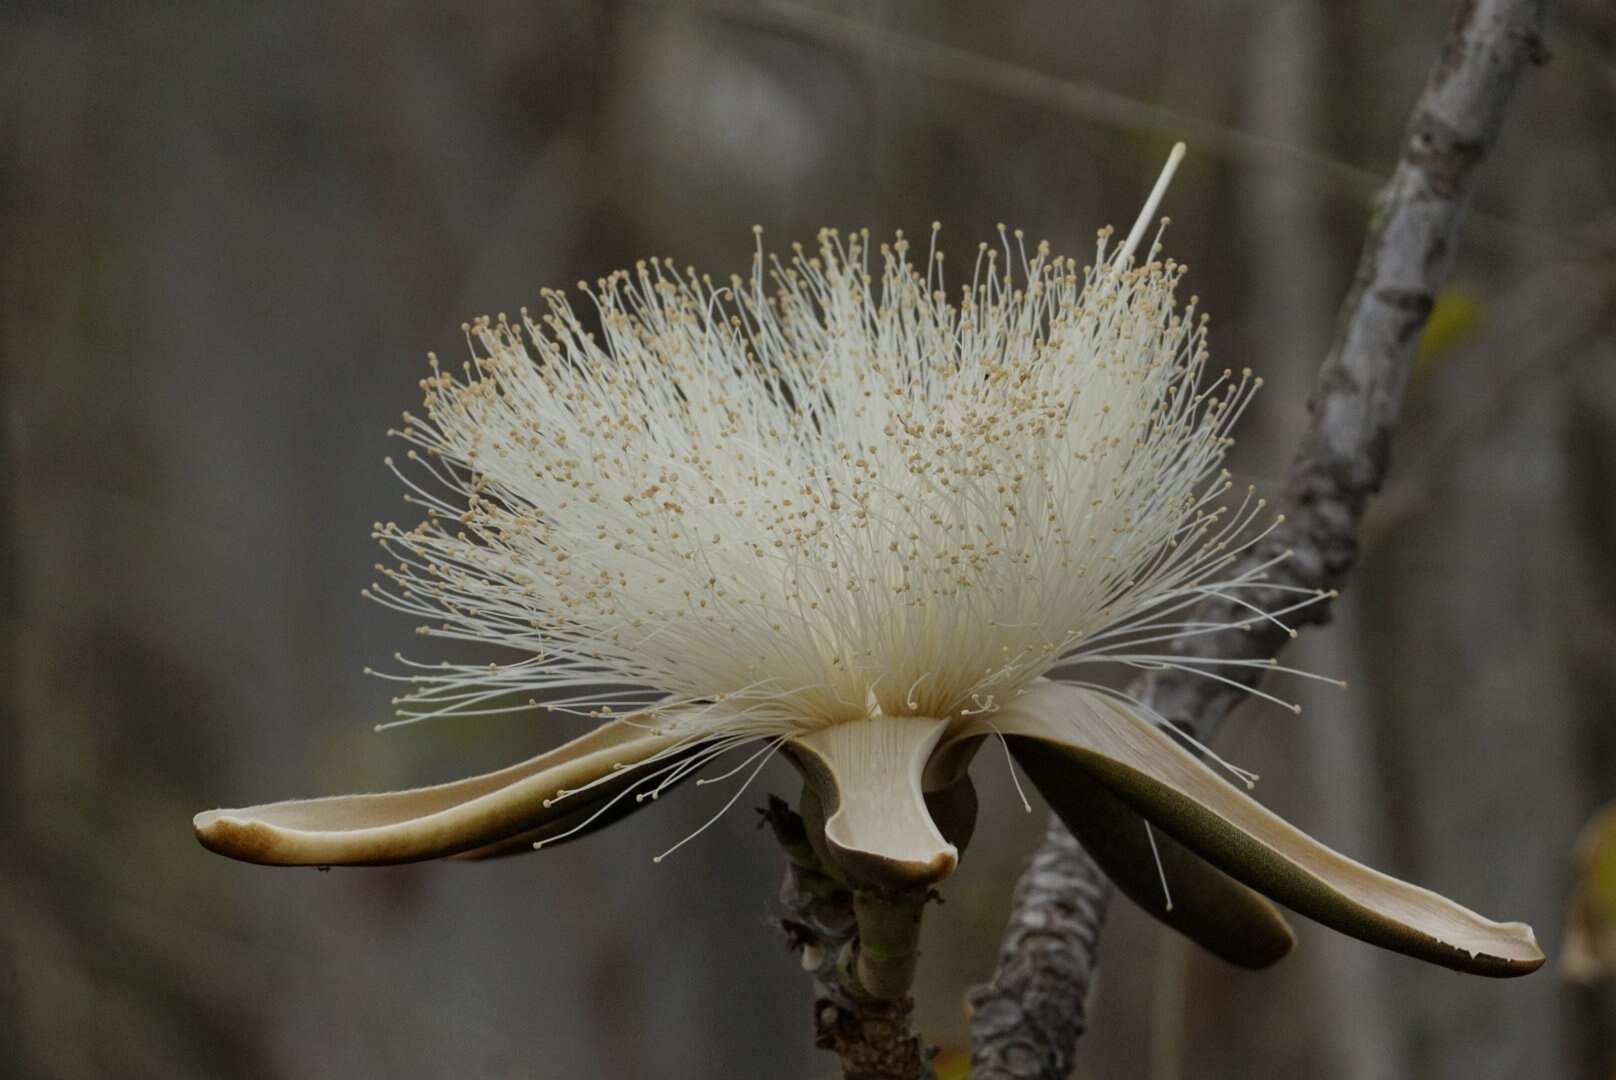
[787,716,957,890]
[966,681,1543,977]
[194,719,695,866]
[1009,735,1295,969]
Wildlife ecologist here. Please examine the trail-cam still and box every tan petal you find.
[1010,735,1295,969]
[962,681,1543,977]
[449,764,703,861]
[787,716,957,890]
[194,718,697,866]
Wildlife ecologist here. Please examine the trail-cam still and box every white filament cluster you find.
[366,159,1318,741]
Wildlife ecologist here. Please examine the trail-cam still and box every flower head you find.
[196,147,1542,984]
[373,218,1250,737]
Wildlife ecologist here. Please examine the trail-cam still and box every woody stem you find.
[763,796,934,1080]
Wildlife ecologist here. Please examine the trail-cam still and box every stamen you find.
[1118,143,1186,266]
[1144,822,1174,911]
[366,178,1328,770]
[987,722,1033,813]
[904,671,932,710]
[653,738,785,863]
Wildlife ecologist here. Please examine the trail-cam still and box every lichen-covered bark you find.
[967,816,1113,1079]
[1141,0,1550,742]
[969,1,1549,1074]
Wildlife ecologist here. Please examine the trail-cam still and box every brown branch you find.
[813,996,929,1080]
[969,1,1550,1076]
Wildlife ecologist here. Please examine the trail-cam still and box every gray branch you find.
[968,1,1549,1076]
[967,816,1114,1080]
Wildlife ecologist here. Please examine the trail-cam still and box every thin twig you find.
[969,1,1550,1076]
[688,0,1575,258]
[736,0,1374,199]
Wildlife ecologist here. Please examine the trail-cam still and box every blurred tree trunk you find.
[1371,319,1582,1079]
[1245,6,1403,1080]
[0,4,19,1051]
[1362,8,1616,1070]
[1566,347,1616,1077]
[1167,6,1404,1078]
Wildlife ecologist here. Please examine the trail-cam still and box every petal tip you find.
[193,809,279,863]
[987,683,1548,979]
[1473,921,1546,974]
[1426,918,1543,976]
[1239,916,1298,970]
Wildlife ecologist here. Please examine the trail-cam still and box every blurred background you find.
[4,2,1614,1077]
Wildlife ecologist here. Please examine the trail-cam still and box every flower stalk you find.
[848,889,929,1002]
[768,795,933,1078]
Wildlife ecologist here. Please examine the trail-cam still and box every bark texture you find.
[965,816,1113,1080]
[814,996,930,1080]
[969,1,1549,1074]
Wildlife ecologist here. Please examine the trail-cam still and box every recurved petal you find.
[1010,735,1295,969]
[787,716,958,890]
[968,681,1544,977]
[194,718,699,866]
[449,752,708,861]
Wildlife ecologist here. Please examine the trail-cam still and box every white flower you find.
[372,214,1258,739]
[196,147,1542,985]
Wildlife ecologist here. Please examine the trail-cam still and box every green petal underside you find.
[953,681,1542,977]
